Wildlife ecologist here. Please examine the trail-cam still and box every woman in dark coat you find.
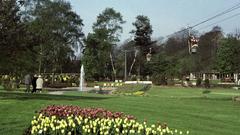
[31,74,38,93]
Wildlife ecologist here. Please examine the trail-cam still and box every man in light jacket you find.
[36,75,43,93]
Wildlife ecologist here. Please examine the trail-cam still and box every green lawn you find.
[0,86,240,135]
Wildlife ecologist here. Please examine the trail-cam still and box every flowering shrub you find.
[113,84,151,96]
[26,105,189,135]
[133,91,145,96]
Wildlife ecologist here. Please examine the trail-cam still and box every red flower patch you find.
[40,105,135,119]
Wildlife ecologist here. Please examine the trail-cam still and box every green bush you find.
[86,82,110,87]
[167,79,175,86]
[202,89,211,94]
[86,82,97,87]
[196,78,202,87]
[130,75,138,81]
[140,84,151,91]
[152,74,167,85]
[211,83,239,88]
[204,79,210,88]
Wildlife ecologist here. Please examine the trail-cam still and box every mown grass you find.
[0,86,240,135]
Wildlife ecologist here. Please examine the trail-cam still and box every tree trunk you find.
[110,53,116,80]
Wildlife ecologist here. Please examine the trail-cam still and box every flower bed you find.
[26,105,189,135]
[113,84,151,96]
[39,105,134,119]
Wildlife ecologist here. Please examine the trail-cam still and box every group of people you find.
[24,74,43,93]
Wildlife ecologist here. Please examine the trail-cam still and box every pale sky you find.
[69,0,240,42]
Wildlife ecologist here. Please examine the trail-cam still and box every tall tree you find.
[131,15,153,78]
[132,15,153,55]
[164,37,187,56]
[0,0,37,74]
[198,26,223,71]
[82,8,125,80]
[216,37,240,73]
[93,8,125,43]
[25,0,84,73]
[82,33,101,80]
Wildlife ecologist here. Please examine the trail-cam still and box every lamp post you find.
[146,48,152,81]
[124,50,127,81]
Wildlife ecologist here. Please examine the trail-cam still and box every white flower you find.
[38,130,43,134]
[130,129,135,134]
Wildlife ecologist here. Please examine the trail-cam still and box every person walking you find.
[24,74,31,92]
[31,74,38,93]
[36,75,43,93]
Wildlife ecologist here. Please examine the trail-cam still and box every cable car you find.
[188,35,199,54]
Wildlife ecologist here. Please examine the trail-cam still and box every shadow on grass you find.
[0,92,112,101]
[185,96,233,101]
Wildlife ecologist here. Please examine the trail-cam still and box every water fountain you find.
[79,64,85,91]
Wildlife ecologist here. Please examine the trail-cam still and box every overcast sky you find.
[69,0,240,42]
